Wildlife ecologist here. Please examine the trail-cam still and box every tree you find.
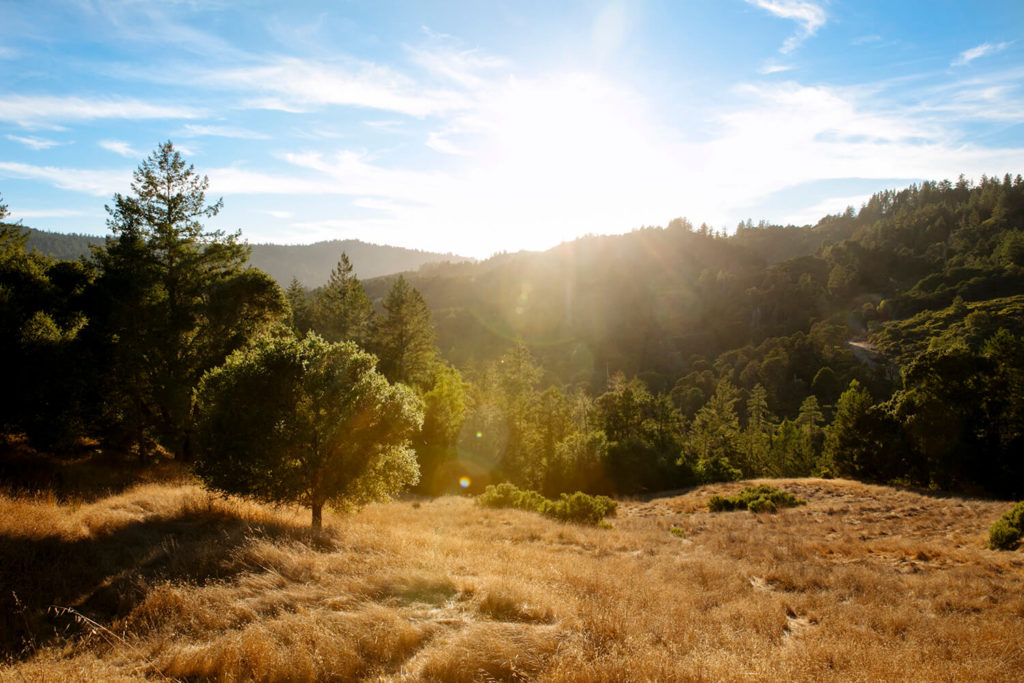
[285,277,312,336]
[373,275,438,387]
[312,253,373,344]
[194,335,423,531]
[94,142,286,458]
[414,363,467,494]
[686,379,743,482]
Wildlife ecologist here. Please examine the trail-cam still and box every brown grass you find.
[2,477,1023,682]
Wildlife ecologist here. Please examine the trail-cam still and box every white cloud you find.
[0,95,202,128]
[264,210,293,219]
[0,161,127,196]
[180,124,269,139]
[12,208,94,219]
[199,56,468,117]
[952,41,1011,67]
[99,140,140,158]
[6,134,62,150]
[758,63,794,75]
[746,0,826,53]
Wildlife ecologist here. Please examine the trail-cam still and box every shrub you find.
[988,501,1024,550]
[747,496,777,514]
[706,485,806,513]
[476,483,616,525]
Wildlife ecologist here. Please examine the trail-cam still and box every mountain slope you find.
[23,228,472,285]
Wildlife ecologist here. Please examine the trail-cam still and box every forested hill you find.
[365,174,1024,408]
[24,228,470,285]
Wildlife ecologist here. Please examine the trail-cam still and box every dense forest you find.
[3,144,1023,506]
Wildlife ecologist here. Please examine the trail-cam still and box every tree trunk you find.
[311,503,323,532]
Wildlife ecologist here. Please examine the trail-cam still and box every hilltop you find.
[23,228,471,286]
[2,474,1021,681]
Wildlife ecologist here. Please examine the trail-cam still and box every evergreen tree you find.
[742,383,774,474]
[93,142,286,459]
[373,275,438,388]
[686,379,743,482]
[285,277,312,336]
[824,380,882,477]
[312,252,373,344]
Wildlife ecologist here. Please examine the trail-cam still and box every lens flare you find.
[476,431,483,439]
[459,476,471,489]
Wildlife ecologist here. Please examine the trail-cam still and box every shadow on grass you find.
[0,434,188,503]
[0,503,318,660]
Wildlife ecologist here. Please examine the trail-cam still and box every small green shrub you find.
[476,483,616,525]
[477,482,524,509]
[988,501,1024,550]
[747,496,777,514]
[669,527,686,538]
[706,485,806,513]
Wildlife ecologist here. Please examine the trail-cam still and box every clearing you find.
[1,477,1022,681]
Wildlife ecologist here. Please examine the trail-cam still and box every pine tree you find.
[373,275,437,388]
[313,253,373,344]
[285,277,312,335]
[94,142,286,459]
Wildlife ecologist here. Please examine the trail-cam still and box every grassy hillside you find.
[3,475,1021,681]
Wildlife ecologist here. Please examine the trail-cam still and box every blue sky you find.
[1,0,1023,257]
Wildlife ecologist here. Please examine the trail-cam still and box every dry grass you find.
[2,477,1023,681]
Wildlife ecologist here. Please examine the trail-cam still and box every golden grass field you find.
[1,473,1023,682]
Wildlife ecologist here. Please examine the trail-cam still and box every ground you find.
[1,476,1022,681]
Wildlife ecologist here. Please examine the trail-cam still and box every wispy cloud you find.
[758,63,794,75]
[180,124,269,139]
[99,140,140,158]
[197,56,468,117]
[12,208,94,219]
[6,134,62,150]
[851,34,882,46]
[0,161,127,196]
[746,0,826,53]
[952,41,1011,67]
[0,95,202,128]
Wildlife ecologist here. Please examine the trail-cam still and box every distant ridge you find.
[23,228,472,286]
[248,240,472,287]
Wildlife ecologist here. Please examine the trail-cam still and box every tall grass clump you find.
[707,485,806,513]
[988,501,1024,549]
[477,483,616,525]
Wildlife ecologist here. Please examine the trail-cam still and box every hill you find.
[23,228,471,285]
[2,475,1021,681]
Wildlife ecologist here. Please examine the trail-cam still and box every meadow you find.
[2,468,1022,682]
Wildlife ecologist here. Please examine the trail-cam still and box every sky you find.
[1,0,1023,258]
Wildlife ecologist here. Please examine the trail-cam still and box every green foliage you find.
[476,482,616,525]
[373,275,438,388]
[92,142,287,458]
[194,334,424,530]
[311,252,374,345]
[706,485,806,513]
[987,501,1024,550]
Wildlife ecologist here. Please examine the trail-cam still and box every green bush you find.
[747,496,777,514]
[477,483,616,525]
[706,485,806,513]
[988,501,1024,550]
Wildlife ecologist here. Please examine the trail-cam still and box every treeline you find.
[3,146,1024,500]
[24,228,468,287]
